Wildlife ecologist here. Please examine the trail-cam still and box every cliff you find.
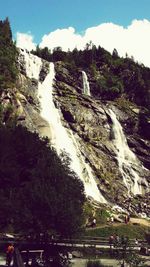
[1,49,150,216]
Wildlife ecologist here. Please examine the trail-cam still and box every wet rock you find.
[53,62,150,208]
[4,54,149,212]
[39,61,49,82]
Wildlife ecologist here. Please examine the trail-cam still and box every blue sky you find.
[1,0,150,43]
[1,0,150,67]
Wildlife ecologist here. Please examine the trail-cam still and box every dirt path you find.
[86,217,150,230]
[130,217,150,227]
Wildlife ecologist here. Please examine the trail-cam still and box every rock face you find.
[11,50,150,215]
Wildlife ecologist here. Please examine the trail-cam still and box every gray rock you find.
[4,55,149,213]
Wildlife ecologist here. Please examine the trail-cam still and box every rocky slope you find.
[53,61,150,211]
[1,50,149,216]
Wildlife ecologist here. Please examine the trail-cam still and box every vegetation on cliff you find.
[0,18,85,236]
[0,18,149,235]
[0,125,85,236]
[0,17,18,93]
[32,43,150,109]
[0,18,18,126]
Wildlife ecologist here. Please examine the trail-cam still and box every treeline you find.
[32,44,150,107]
[0,17,18,93]
[0,18,85,237]
[0,125,85,236]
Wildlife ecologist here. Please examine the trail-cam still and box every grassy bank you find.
[85,224,149,239]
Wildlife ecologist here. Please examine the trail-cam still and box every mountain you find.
[0,19,150,218]
[2,48,149,216]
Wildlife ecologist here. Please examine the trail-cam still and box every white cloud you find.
[40,27,84,51]
[84,22,126,56]
[16,19,150,67]
[16,32,36,51]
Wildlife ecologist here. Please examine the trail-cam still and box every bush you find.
[95,209,110,225]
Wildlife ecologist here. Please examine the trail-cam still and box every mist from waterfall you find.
[82,71,91,96]
[20,50,106,203]
[108,109,142,195]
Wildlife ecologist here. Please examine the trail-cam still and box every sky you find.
[1,0,150,66]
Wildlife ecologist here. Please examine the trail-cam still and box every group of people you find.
[109,234,130,249]
[107,216,114,224]
[109,233,120,248]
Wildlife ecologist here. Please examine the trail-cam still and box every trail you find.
[86,217,150,230]
[130,217,150,227]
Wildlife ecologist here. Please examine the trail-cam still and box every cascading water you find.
[20,50,106,203]
[82,71,91,96]
[20,49,41,79]
[107,109,143,195]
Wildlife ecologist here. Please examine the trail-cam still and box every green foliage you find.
[96,209,110,224]
[84,204,110,225]
[138,109,150,139]
[125,252,145,267]
[90,62,98,78]
[85,224,149,239]
[0,125,85,237]
[115,97,134,112]
[32,41,150,107]
[0,18,18,93]
[94,74,124,99]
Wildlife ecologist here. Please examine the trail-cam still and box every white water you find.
[21,50,106,203]
[20,49,41,79]
[82,71,91,96]
[108,109,142,195]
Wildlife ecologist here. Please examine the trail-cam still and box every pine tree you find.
[0,17,18,93]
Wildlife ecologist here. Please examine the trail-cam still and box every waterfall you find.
[20,50,106,203]
[108,109,142,195]
[82,71,91,96]
[20,49,41,79]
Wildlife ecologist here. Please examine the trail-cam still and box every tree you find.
[0,125,85,237]
[112,48,119,58]
[0,17,18,93]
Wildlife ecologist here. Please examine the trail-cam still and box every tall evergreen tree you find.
[0,17,18,92]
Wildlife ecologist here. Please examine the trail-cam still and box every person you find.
[120,261,125,267]
[124,215,128,224]
[91,218,96,227]
[110,216,114,224]
[114,234,120,247]
[93,218,96,227]
[127,214,130,223]
[140,243,148,255]
[6,243,14,266]
[109,235,114,248]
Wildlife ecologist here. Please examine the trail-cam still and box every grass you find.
[85,224,149,239]
[86,260,112,267]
